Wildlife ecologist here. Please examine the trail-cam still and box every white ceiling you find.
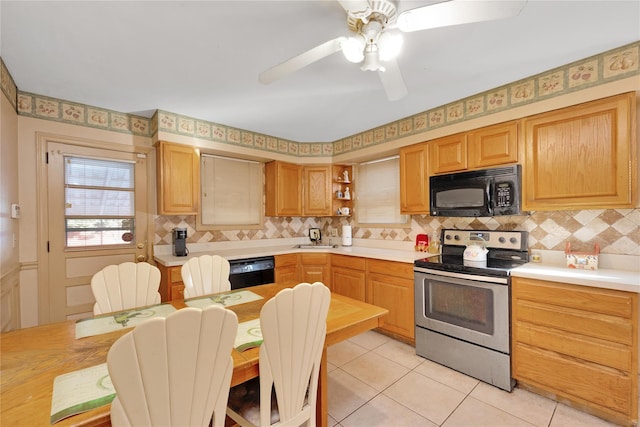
[1,1,639,143]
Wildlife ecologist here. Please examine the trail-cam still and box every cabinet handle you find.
[136,255,146,262]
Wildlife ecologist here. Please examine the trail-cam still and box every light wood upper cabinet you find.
[430,133,467,174]
[512,276,638,426]
[265,161,303,216]
[468,121,518,168]
[400,143,429,214]
[523,93,636,210]
[156,141,200,215]
[303,165,332,216]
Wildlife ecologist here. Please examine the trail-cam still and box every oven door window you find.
[427,279,494,335]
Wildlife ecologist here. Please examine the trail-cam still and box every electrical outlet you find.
[331,229,338,237]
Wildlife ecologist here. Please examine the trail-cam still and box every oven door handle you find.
[414,267,508,284]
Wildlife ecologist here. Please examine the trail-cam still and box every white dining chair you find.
[181,254,231,299]
[107,305,239,427]
[227,282,331,427]
[91,262,161,315]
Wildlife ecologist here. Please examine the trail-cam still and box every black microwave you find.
[429,165,522,217]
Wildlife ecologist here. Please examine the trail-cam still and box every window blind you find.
[200,155,262,225]
[357,156,408,225]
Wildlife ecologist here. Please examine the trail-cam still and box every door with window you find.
[46,142,149,322]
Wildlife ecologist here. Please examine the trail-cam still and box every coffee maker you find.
[172,228,188,256]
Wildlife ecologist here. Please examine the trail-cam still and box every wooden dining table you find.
[0,283,387,427]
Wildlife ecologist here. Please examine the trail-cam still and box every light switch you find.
[11,203,20,219]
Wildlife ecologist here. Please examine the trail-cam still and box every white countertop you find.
[512,263,639,293]
[154,240,639,293]
[153,237,434,267]
[512,249,640,293]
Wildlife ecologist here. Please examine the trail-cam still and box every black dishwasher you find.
[228,256,275,289]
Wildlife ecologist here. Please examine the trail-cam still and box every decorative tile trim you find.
[16,91,152,137]
[6,41,639,156]
[0,57,17,109]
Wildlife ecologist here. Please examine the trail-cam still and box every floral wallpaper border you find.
[4,41,638,157]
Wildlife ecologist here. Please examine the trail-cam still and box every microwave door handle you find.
[486,181,494,215]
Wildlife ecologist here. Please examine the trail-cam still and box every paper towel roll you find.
[342,225,352,247]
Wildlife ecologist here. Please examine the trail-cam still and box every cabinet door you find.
[331,267,365,301]
[156,141,199,215]
[301,265,327,284]
[369,273,414,340]
[523,93,635,210]
[400,143,429,214]
[430,133,467,174]
[300,253,330,286]
[274,253,299,286]
[303,165,332,216]
[468,121,518,168]
[157,264,184,302]
[275,266,299,287]
[265,161,303,216]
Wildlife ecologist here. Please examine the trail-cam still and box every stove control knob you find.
[510,237,518,244]
[498,237,506,243]
[445,234,452,240]
[454,235,460,241]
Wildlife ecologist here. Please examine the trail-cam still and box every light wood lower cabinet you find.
[512,277,638,426]
[274,253,299,286]
[330,255,366,301]
[157,264,184,302]
[300,253,330,287]
[366,259,415,342]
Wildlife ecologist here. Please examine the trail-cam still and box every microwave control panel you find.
[495,181,514,207]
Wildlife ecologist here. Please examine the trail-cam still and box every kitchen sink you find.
[296,244,338,249]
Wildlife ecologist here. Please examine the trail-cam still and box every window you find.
[64,156,135,248]
[356,155,409,226]
[198,154,263,229]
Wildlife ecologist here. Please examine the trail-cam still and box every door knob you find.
[136,255,146,262]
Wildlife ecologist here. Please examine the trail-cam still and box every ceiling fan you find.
[259,0,527,101]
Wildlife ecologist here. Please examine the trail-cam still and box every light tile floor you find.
[327,331,624,427]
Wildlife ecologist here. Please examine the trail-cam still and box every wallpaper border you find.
[4,41,639,157]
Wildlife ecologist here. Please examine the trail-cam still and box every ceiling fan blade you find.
[259,37,346,84]
[378,58,407,101]
[397,0,527,33]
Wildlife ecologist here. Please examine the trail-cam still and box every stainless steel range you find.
[414,229,529,391]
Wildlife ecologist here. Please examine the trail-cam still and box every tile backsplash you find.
[155,208,640,256]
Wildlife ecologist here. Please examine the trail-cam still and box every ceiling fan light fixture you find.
[360,48,382,72]
[377,30,403,61]
[341,36,365,63]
